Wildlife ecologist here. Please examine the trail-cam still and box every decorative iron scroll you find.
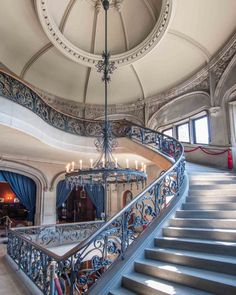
[14,221,104,248]
[0,71,131,138]
[8,123,184,295]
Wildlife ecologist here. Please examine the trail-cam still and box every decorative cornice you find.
[1,31,236,126]
[35,0,172,67]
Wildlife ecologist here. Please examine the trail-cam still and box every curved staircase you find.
[110,164,236,295]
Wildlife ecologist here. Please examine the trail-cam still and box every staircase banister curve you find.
[58,128,184,261]
[2,66,185,293]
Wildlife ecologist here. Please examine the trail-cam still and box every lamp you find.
[65,0,147,219]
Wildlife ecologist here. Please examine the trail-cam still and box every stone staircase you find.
[110,167,236,295]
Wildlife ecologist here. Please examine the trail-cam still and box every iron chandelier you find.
[65,0,147,205]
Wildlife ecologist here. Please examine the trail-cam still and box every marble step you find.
[109,287,136,295]
[169,218,236,229]
[134,259,236,295]
[155,237,236,256]
[189,175,236,181]
[186,196,236,202]
[122,272,212,295]
[189,189,236,196]
[175,210,236,219]
[145,247,236,275]
[163,227,236,242]
[189,184,236,190]
[182,202,236,210]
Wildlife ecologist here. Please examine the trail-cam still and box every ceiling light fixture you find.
[65,0,147,219]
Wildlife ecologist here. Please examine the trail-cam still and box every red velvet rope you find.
[185,146,229,155]
[184,146,233,169]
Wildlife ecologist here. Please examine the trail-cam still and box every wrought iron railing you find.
[7,123,184,295]
[11,221,104,248]
[2,67,185,294]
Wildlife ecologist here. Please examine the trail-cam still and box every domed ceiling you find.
[0,0,236,106]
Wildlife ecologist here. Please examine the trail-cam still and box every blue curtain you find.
[0,173,6,182]
[85,185,104,218]
[0,170,36,222]
[56,180,71,208]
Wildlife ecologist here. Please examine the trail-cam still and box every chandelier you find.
[65,0,147,212]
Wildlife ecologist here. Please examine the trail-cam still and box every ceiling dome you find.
[36,0,167,66]
[1,0,236,106]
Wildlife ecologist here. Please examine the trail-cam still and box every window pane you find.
[163,128,173,137]
[194,116,209,144]
[177,123,190,142]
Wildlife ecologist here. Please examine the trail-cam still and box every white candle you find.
[144,164,147,173]
[126,159,129,168]
[102,158,105,168]
[66,164,70,173]
[141,162,144,171]
[79,160,82,170]
[135,160,138,170]
[71,161,75,171]
[115,158,118,168]
[90,159,93,168]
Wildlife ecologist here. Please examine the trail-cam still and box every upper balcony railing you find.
[1,69,185,294]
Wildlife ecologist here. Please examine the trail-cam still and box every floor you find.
[0,244,30,295]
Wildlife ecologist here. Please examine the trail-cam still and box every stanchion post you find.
[49,261,57,295]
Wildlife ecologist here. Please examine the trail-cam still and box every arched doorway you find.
[56,180,104,223]
[57,187,96,223]
[0,170,37,227]
[123,190,133,208]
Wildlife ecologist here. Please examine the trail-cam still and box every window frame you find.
[192,115,210,145]
[162,127,173,138]
[176,122,190,143]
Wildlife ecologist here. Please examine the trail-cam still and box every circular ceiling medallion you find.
[36,0,172,67]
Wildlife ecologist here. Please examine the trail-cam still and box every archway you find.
[57,186,96,223]
[0,159,47,225]
[122,190,133,208]
[0,170,37,227]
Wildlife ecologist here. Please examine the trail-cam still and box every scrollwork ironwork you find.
[7,123,184,294]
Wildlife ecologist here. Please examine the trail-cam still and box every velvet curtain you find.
[56,180,71,208]
[85,185,104,218]
[0,170,36,222]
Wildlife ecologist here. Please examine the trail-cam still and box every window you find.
[177,123,190,143]
[193,116,209,144]
[163,128,173,137]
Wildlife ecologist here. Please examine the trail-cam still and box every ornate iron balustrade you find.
[2,68,185,294]
[7,123,184,295]
[0,70,131,138]
[12,221,104,248]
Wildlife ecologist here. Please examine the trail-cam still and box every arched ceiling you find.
[0,0,236,105]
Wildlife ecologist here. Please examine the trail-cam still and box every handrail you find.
[7,122,185,294]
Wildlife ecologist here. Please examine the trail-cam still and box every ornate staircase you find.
[110,164,236,295]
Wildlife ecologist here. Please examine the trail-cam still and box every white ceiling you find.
[0,0,236,105]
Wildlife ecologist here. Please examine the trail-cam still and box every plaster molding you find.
[168,29,210,63]
[208,106,221,116]
[35,0,172,67]
[214,52,236,104]
[2,31,236,127]
[21,0,77,79]
[148,91,210,129]
[143,0,157,24]
[0,158,48,191]
[50,171,66,192]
